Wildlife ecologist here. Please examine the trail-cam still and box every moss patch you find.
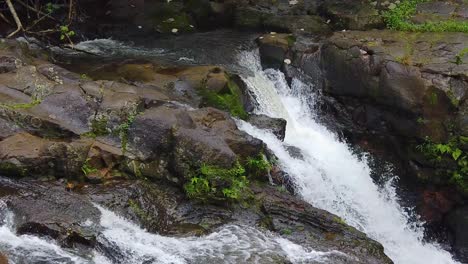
[382,0,468,33]
[199,74,248,119]
[0,162,27,177]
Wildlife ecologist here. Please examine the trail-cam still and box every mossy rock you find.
[198,73,248,119]
[0,161,27,177]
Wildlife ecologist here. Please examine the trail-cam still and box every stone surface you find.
[248,114,287,140]
[446,206,468,261]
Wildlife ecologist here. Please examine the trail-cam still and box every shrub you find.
[184,162,251,202]
[417,136,468,192]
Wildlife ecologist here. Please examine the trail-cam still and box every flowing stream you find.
[0,200,342,264]
[0,36,461,263]
[236,50,458,264]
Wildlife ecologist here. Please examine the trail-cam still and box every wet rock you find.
[0,252,7,264]
[248,114,287,140]
[87,180,232,236]
[446,206,468,262]
[320,1,384,30]
[0,177,100,249]
[257,33,294,69]
[320,30,466,142]
[252,184,393,264]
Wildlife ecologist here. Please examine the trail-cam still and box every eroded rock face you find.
[0,41,262,186]
[446,206,468,261]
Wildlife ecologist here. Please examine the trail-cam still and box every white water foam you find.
[0,200,342,263]
[72,39,165,56]
[237,50,459,264]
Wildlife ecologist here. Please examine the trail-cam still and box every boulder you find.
[320,30,467,141]
[0,177,100,249]
[248,114,287,140]
[257,33,295,69]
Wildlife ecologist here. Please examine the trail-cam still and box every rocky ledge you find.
[256,28,467,260]
[0,39,392,263]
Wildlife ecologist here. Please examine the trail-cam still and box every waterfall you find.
[237,50,458,264]
[0,200,343,264]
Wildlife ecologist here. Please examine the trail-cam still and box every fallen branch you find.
[6,0,24,38]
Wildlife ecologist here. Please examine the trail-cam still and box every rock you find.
[252,184,393,263]
[0,252,7,264]
[248,114,287,140]
[0,177,100,249]
[320,30,466,141]
[446,206,468,262]
[0,132,92,178]
[257,33,294,69]
[320,1,384,30]
[87,180,232,236]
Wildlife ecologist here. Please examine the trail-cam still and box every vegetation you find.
[0,99,41,110]
[199,75,248,119]
[417,136,468,192]
[382,0,468,33]
[81,158,98,176]
[114,110,140,153]
[455,47,468,65]
[184,161,250,202]
[245,153,272,178]
[82,116,109,138]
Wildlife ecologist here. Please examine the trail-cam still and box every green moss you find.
[199,74,248,119]
[184,161,251,202]
[280,228,292,235]
[382,0,468,33]
[0,162,27,177]
[0,99,41,110]
[286,35,296,47]
[82,116,109,138]
[128,199,153,223]
[333,216,346,225]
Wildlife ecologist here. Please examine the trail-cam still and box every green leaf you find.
[452,149,462,161]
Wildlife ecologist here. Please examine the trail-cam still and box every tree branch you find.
[6,0,24,38]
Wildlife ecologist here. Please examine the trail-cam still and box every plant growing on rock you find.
[245,154,272,178]
[382,0,468,33]
[417,136,468,192]
[184,162,251,202]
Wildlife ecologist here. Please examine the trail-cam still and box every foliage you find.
[82,116,108,138]
[59,25,75,41]
[199,75,248,119]
[115,110,139,153]
[382,0,468,33]
[0,98,41,110]
[45,2,60,14]
[245,154,272,178]
[417,136,468,192]
[184,162,251,202]
[81,158,98,176]
[455,47,468,65]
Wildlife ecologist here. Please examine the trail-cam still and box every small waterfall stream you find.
[0,200,342,264]
[0,36,460,263]
[236,50,458,264]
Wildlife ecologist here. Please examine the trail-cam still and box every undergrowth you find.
[417,136,468,193]
[382,0,468,33]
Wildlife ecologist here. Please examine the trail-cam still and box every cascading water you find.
[236,50,458,264]
[0,200,343,264]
